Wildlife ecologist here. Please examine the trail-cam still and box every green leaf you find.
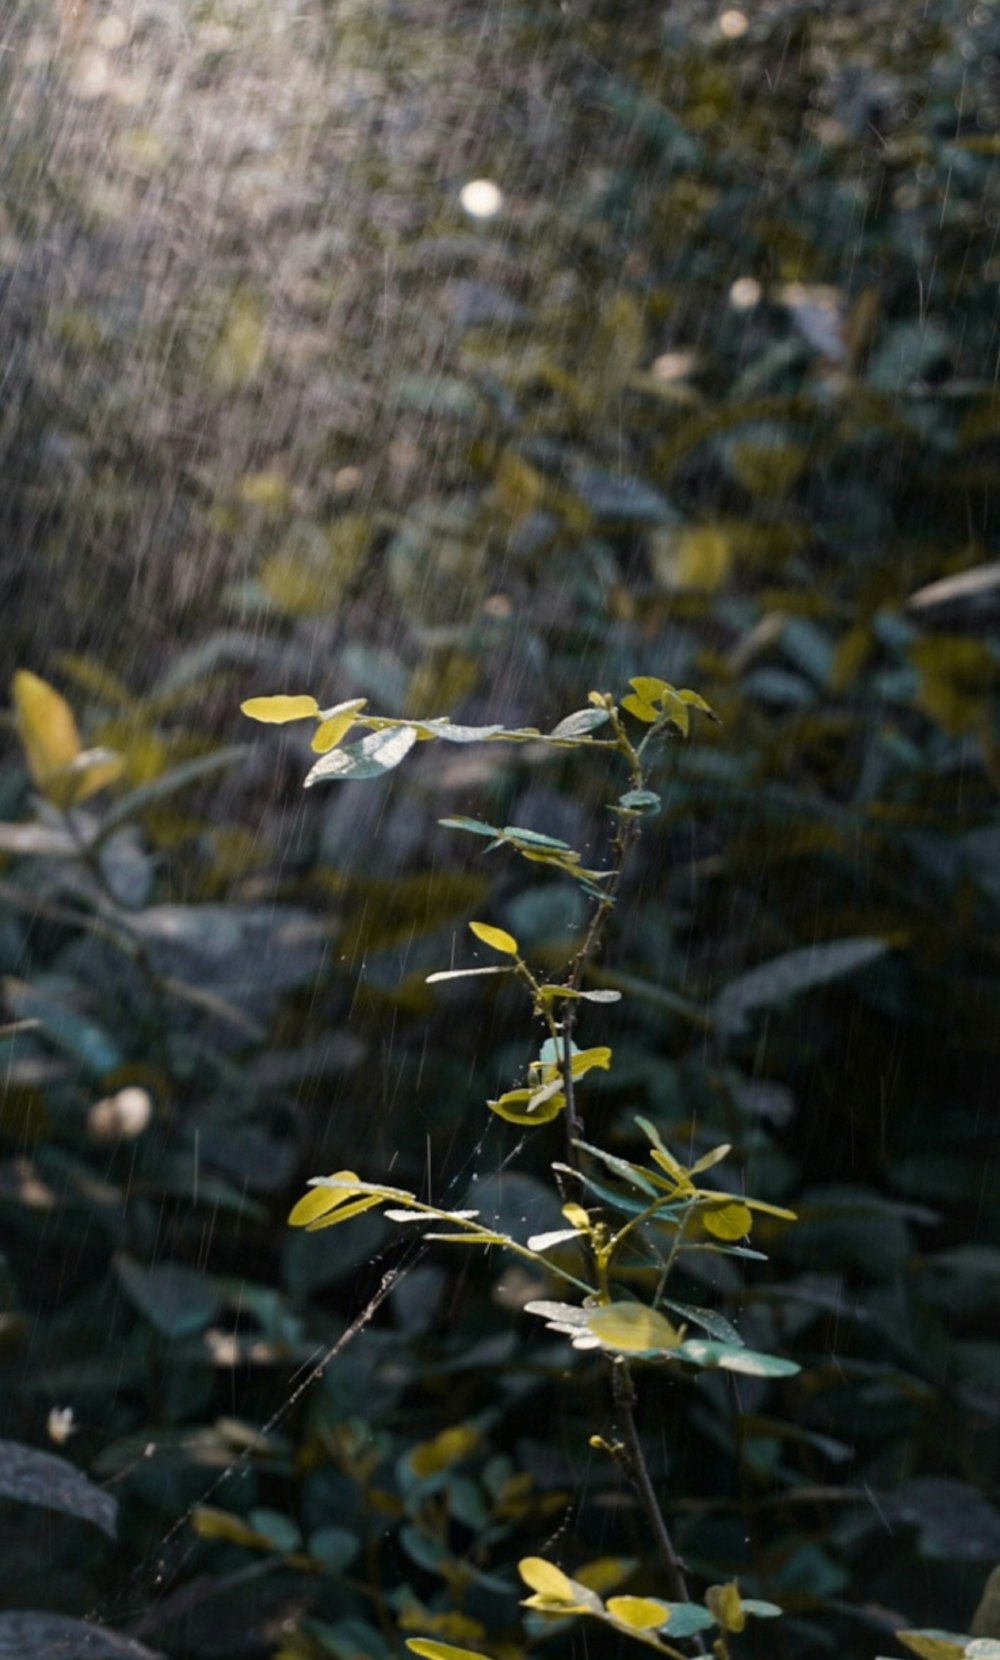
[0,1440,118,1539]
[500,825,575,851]
[548,708,611,739]
[714,937,893,1035]
[0,1614,158,1659]
[240,694,319,723]
[438,816,500,837]
[740,1600,784,1618]
[661,1605,716,1637]
[114,1256,222,1340]
[617,790,662,812]
[469,921,519,955]
[678,1340,799,1377]
[304,724,419,784]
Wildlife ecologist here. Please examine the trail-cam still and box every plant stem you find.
[612,1360,706,1652]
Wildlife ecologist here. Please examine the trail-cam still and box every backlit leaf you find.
[585,1301,682,1355]
[606,1596,670,1630]
[702,1200,753,1240]
[469,921,519,956]
[288,1172,363,1226]
[12,670,81,793]
[240,694,320,723]
[705,1582,745,1634]
[407,1642,492,1660]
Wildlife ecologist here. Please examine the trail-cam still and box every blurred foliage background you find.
[1,0,1000,1655]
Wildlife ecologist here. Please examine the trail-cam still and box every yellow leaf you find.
[574,1558,635,1595]
[606,1596,669,1631]
[192,1507,272,1549]
[305,1193,386,1230]
[60,748,125,808]
[12,670,82,794]
[894,1634,968,1660]
[620,694,659,723]
[288,1172,363,1227]
[585,1302,682,1355]
[629,676,671,702]
[519,1558,581,1604]
[408,1424,480,1479]
[241,695,320,724]
[562,1203,590,1232]
[705,1583,745,1634]
[311,711,359,753]
[702,1201,753,1241]
[469,921,519,956]
[689,1144,731,1175]
[649,524,732,593]
[488,1087,565,1125]
[407,1642,492,1660]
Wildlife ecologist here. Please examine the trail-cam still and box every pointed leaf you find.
[548,708,611,739]
[425,967,512,983]
[519,1558,580,1603]
[469,921,519,956]
[241,694,319,723]
[311,710,361,753]
[407,1642,492,1660]
[288,1172,363,1226]
[438,816,500,837]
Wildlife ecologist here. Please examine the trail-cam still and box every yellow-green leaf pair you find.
[488,1046,612,1126]
[12,670,124,810]
[620,676,717,735]
[241,693,368,754]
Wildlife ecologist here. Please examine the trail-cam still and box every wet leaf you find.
[0,1614,158,1659]
[0,1440,118,1539]
[714,937,893,1035]
[240,694,320,723]
[678,1340,799,1377]
[304,724,418,784]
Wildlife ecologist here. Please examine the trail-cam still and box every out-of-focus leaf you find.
[0,1614,159,1659]
[114,1257,222,1340]
[0,1440,117,1538]
[678,1340,799,1377]
[240,694,319,723]
[714,937,893,1035]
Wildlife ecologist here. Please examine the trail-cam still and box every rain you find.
[0,0,999,1656]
